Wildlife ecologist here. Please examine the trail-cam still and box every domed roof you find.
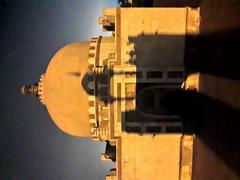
[42,42,91,137]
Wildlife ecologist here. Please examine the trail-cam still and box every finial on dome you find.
[21,74,45,104]
[21,83,39,96]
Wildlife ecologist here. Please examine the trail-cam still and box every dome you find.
[42,42,91,137]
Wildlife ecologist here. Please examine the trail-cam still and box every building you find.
[22,7,200,180]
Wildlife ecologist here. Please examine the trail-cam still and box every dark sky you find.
[0,0,117,179]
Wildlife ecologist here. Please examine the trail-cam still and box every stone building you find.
[22,7,200,180]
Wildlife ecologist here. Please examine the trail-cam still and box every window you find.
[168,71,183,78]
[137,87,177,115]
[146,126,162,133]
[147,71,163,78]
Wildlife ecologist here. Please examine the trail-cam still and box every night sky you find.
[0,0,117,179]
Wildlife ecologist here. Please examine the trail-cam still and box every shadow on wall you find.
[80,25,240,132]
[128,34,185,67]
[79,25,240,176]
[156,79,240,178]
[81,0,240,177]
[184,4,240,178]
[190,93,240,179]
[185,27,240,80]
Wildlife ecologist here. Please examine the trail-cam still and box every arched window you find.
[136,86,177,116]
